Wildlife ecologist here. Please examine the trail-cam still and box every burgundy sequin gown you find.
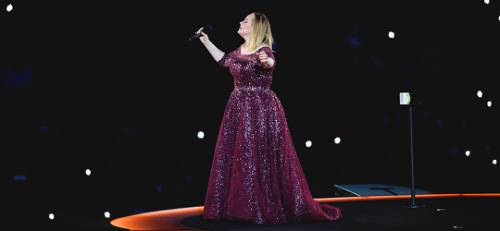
[203,46,341,224]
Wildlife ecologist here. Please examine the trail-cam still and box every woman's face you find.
[238,13,254,37]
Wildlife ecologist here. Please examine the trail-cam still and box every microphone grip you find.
[189,33,202,42]
[189,25,212,42]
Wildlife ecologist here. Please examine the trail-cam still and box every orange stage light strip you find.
[111,206,204,230]
[314,193,500,203]
[314,194,462,203]
[461,193,500,197]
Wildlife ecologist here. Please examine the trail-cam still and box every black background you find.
[1,0,499,220]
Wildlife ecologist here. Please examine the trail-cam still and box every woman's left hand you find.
[258,51,269,67]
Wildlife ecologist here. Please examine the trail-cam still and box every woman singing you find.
[196,12,341,224]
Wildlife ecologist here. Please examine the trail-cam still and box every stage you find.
[110,193,500,231]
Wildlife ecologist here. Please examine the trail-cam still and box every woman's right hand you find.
[195,27,224,62]
[196,27,210,44]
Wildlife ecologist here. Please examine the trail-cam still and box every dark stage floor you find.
[180,196,500,231]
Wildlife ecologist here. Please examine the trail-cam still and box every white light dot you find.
[388,31,395,39]
[305,140,312,148]
[6,4,13,12]
[487,101,492,107]
[498,15,500,22]
[49,213,55,220]
[465,150,471,157]
[104,211,110,218]
[334,137,341,144]
[493,159,497,165]
[477,90,483,98]
[85,169,91,176]
[197,131,205,139]
[484,0,490,4]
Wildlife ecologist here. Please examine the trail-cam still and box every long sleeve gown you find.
[203,46,341,224]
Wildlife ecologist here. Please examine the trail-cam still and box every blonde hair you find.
[242,12,274,52]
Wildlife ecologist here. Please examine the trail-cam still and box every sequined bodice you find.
[218,46,275,90]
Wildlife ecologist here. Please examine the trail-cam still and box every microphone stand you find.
[404,97,424,209]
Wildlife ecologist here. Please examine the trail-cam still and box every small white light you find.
[493,159,497,165]
[104,211,110,218]
[49,213,55,220]
[85,169,91,176]
[6,4,13,12]
[197,131,205,139]
[388,31,395,39]
[477,90,483,98]
[498,15,500,22]
[487,101,492,107]
[465,150,470,157]
[305,140,312,148]
[334,137,341,144]
[484,0,490,4]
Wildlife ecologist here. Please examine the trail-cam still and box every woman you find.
[196,12,341,224]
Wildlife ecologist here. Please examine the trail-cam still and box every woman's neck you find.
[241,35,250,47]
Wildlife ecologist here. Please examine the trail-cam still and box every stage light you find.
[305,140,312,148]
[6,4,13,12]
[49,213,55,220]
[388,31,395,39]
[85,169,91,176]
[197,131,205,139]
[493,159,497,165]
[487,101,492,107]
[104,211,110,218]
[477,90,483,98]
[465,150,470,157]
[334,137,341,144]
[484,0,490,4]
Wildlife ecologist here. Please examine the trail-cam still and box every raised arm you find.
[196,28,225,62]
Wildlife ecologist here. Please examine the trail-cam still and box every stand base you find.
[403,204,425,209]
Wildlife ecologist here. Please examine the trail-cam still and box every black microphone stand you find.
[403,96,424,209]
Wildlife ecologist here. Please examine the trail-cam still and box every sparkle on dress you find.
[203,46,341,224]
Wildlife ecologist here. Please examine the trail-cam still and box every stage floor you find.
[111,194,500,231]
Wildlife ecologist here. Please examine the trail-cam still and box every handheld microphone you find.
[189,25,212,42]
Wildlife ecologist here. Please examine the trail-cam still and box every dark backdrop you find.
[1,0,499,220]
